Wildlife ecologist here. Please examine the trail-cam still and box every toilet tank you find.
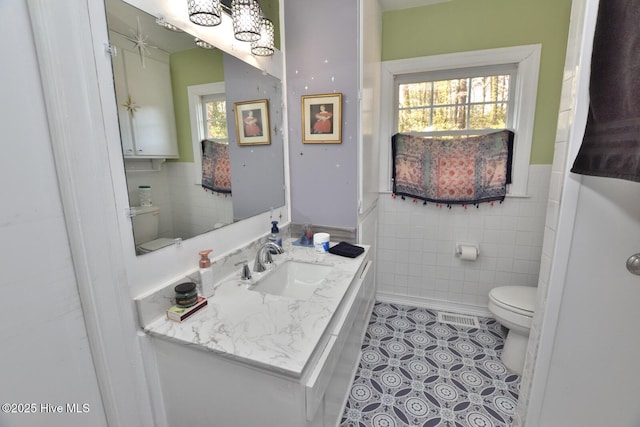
[131,206,160,245]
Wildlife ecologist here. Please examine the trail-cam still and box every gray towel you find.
[571,0,640,182]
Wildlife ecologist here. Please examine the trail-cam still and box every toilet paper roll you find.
[459,246,478,261]
[313,232,330,253]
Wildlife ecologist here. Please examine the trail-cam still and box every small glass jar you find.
[174,282,198,308]
[138,185,152,207]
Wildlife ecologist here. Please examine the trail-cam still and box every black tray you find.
[328,242,365,258]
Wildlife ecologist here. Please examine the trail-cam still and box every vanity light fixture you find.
[155,17,183,32]
[194,38,215,49]
[251,17,274,56]
[187,0,274,56]
[188,0,222,27]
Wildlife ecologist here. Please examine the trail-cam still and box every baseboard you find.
[513,411,524,427]
[376,291,492,318]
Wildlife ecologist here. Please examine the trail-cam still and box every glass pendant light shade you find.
[188,0,222,27]
[231,0,261,42]
[251,18,274,56]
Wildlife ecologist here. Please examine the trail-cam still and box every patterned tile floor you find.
[340,302,520,427]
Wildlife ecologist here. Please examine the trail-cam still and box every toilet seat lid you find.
[138,237,175,252]
[489,286,536,314]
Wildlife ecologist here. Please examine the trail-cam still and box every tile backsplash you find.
[376,165,550,310]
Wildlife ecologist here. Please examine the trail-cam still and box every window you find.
[395,65,516,136]
[201,93,228,143]
[380,45,541,196]
[188,82,227,183]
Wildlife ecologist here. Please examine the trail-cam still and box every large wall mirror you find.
[105,0,285,255]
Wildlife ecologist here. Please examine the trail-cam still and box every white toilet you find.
[131,206,175,254]
[488,285,537,375]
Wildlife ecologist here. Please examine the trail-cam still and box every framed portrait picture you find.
[302,93,342,143]
[234,99,270,145]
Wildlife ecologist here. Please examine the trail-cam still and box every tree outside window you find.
[396,69,514,136]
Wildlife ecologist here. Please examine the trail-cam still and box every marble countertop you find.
[142,242,369,378]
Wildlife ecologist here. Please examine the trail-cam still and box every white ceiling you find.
[105,0,199,53]
[105,0,452,53]
[379,0,451,12]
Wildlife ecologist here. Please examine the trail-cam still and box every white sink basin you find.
[250,260,332,300]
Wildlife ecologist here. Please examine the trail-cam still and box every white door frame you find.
[524,0,600,424]
[26,0,158,425]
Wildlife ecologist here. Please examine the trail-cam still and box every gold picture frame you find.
[234,99,271,145]
[302,93,342,143]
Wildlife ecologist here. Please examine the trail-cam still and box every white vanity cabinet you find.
[150,255,375,427]
[109,31,179,159]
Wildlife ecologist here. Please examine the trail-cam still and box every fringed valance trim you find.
[391,193,504,209]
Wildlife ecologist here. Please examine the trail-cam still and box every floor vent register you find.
[437,311,480,328]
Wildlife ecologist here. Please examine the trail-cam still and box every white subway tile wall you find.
[124,162,233,243]
[376,165,550,309]
[166,163,233,238]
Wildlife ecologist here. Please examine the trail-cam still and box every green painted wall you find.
[383,0,572,164]
[261,0,281,50]
[168,0,279,163]
[170,48,225,162]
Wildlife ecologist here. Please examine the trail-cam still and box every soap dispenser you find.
[199,249,215,297]
[268,221,282,252]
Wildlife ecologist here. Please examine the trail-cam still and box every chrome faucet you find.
[253,242,284,273]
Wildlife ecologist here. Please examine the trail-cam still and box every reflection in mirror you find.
[105,0,285,255]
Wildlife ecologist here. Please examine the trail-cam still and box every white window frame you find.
[379,44,541,197]
[188,81,226,184]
